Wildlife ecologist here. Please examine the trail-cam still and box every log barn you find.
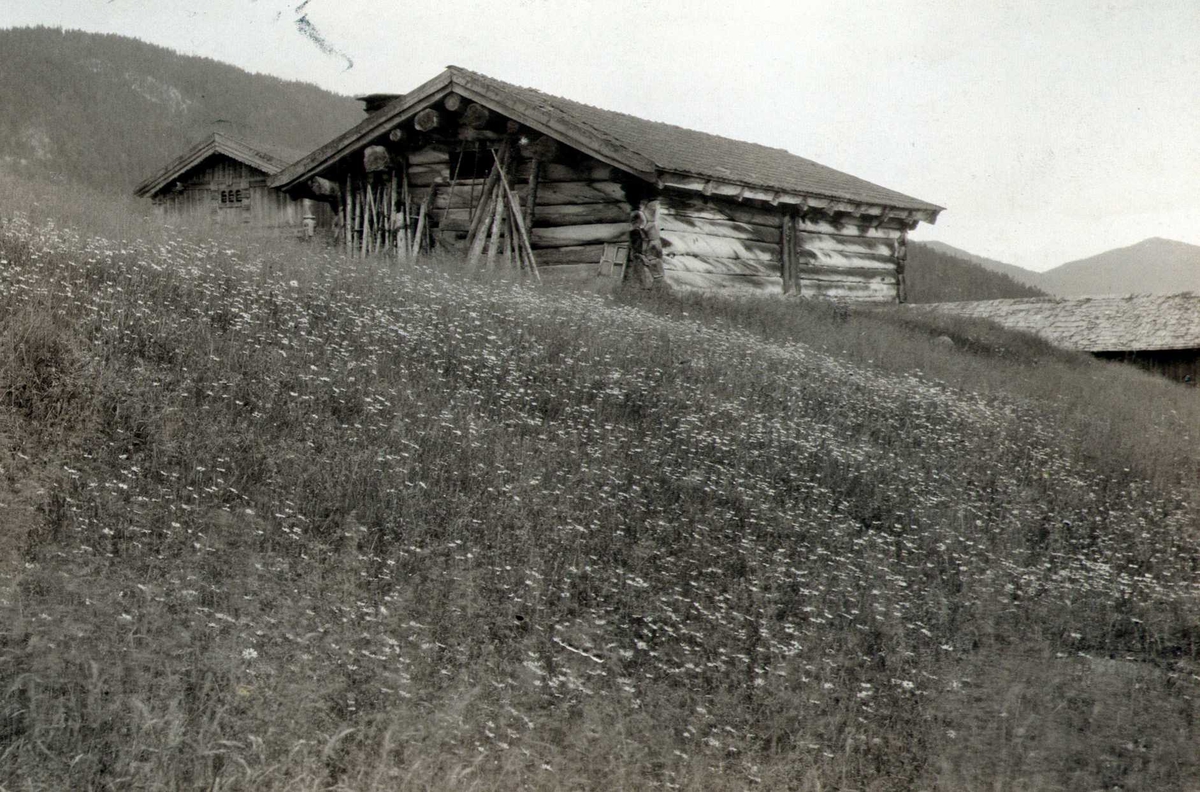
[135,132,332,233]
[271,67,943,301]
[919,293,1200,384]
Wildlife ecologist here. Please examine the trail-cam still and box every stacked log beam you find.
[657,191,907,301]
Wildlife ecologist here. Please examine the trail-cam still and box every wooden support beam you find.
[443,93,464,112]
[388,127,406,144]
[782,212,796,294]
[524,157,541,238]
[457,128,505,142]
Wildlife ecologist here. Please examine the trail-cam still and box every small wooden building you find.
[135,133,331,233]
[920,293,1200,384]
[271,67,943,301]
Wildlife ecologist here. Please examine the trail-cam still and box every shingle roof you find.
[917,293,1200,352]
[271,67,942,218]
[135,133,307,197]
[447,67,942,214]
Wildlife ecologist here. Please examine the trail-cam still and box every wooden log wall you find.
[790,211,909,302]
[656,191,910,301]
[657,192,783,292]
[344,134,633,282]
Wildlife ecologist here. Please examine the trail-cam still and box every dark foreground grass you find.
[1,196,1198,790]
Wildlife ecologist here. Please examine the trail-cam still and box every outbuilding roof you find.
[271,66,942,221]
[135,133,307,197]
[918,293,1200,353]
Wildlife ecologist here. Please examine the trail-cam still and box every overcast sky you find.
[4,0,1198,271]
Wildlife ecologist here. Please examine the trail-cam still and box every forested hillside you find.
[906,240,1049,302]
[0,27,361,193]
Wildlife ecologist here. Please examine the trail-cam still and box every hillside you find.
[918,240,1044,288]
[0,27,361,193]
[1039,237,1200,296]
[2,177,1199,789]
[905,240,1048,302]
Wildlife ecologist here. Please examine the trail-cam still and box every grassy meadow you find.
[1,174,1199,790]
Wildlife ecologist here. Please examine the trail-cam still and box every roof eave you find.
[656,171,943,224]
[270,71,457,190]
[136,133,283,197]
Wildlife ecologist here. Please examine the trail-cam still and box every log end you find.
[413,108,441,132]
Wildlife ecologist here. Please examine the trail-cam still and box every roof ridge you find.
[450,65,798,159]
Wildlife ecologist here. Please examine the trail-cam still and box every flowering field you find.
[1,210,1198,790]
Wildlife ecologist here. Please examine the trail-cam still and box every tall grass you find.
[1,181,1198,790]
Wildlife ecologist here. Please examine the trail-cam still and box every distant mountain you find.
[0,27,362,193]
[1038,237,1200,296]
[918,240,1043,289]
[905,240,1049,303]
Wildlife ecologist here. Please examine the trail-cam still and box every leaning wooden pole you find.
[361,182,371,258]
[484,181,507,272]
[401,160,412,260]
[494,150,540,282]
[344,174,353,256]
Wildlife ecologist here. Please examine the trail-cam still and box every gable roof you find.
[271,66,942,221]
[135,133,307,197]
[917,293,1200,353]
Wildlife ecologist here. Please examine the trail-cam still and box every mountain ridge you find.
[1038,236,1200,296]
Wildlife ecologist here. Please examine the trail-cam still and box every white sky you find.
[3,0,1199,271]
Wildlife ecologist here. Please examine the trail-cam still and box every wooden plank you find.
[531,223,629,248]
[436,203,628,232]
[532,244,606,265]
[536,262,601,284]
[415,180,625,208]
[406,164,451,187]
[529,181,627,205]
[793,248,898,270]
[407,146,452,166]
[799,279,898,301]
[660,192,781,228]
[790,265,897,284]
[659,213,784,244]
[795,230,896,257]
[661,230,781,262]
[664,270,782,293]
[531,203,631,227]
[412,181,488,211]
[662,254,781,277]
[514,161,616,183]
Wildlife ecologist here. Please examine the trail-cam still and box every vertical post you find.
[781,211,795,295]
[360,182,370,258]
[523,157,541,238]
[642,199,664,288]
[895,229,908,304]
[388,171,397,254]
[401,159,411,259]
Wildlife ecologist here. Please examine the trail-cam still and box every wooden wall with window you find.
[151,154,329,232]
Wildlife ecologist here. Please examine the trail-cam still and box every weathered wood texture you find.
[379,141,633,273]
[329,105,908,297]
[149,153,327,233]
[658,192,782,290]
[657,191,905,300]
